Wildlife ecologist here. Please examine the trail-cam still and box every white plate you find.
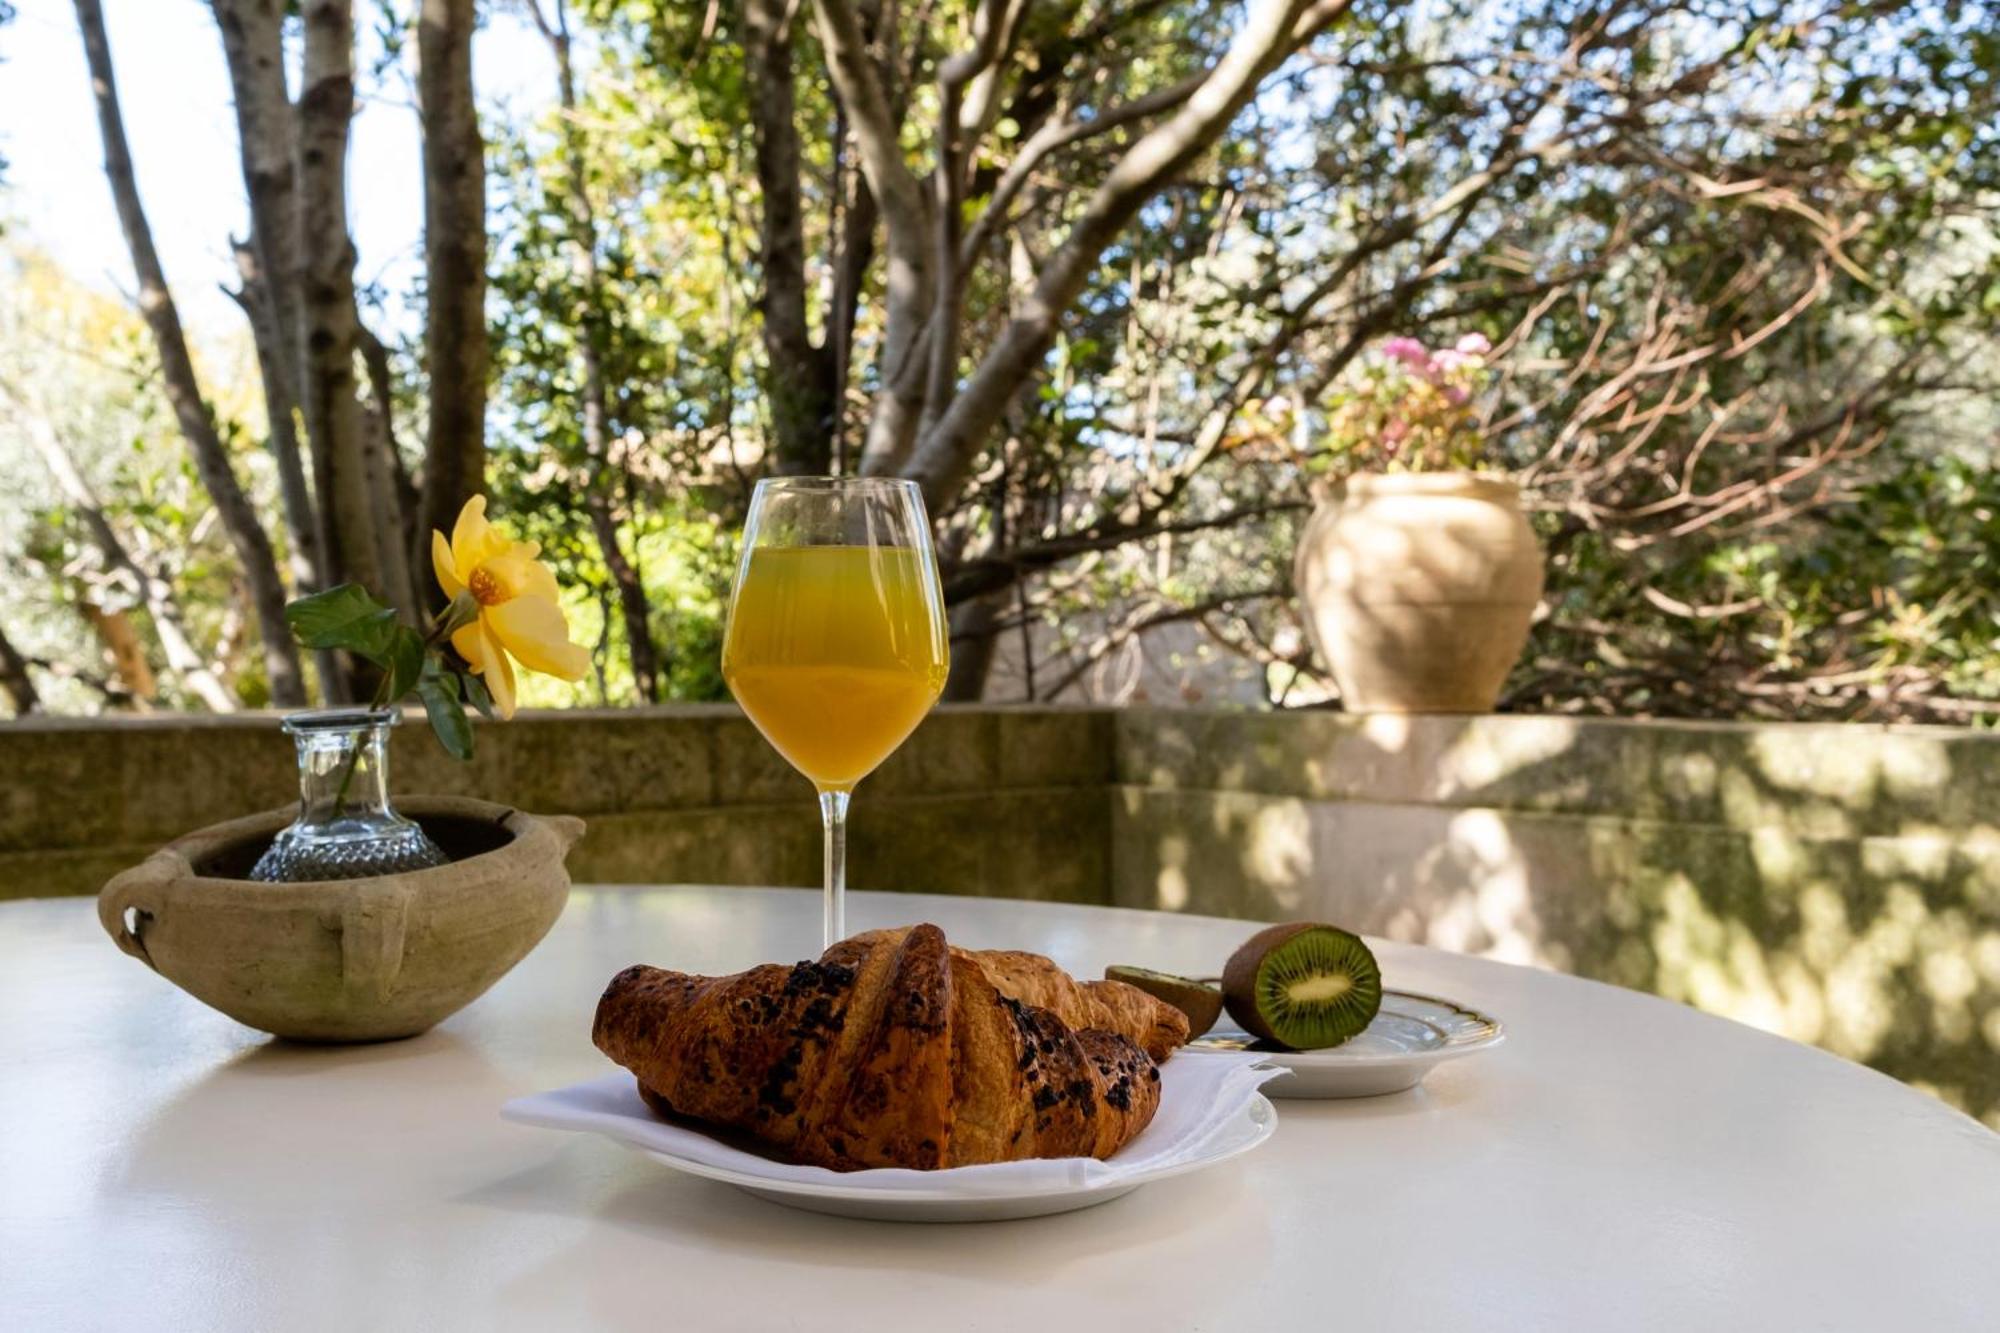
[1186,991,1504,1098]
[631,1095,1278,1222]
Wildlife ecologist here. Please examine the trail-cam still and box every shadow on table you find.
[459,1133,1270,1273]
[112,1027,509,1199]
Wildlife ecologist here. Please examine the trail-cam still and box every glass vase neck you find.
[285,707,398,825]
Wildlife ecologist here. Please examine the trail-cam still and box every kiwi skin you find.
[1104,965,1224,1039]
[1221,922,1383,1050]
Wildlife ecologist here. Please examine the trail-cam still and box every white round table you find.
[4,886,1997,1331]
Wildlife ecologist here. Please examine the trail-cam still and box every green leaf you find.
[433,591,481,640]
[382,626,426,703]
[417,675,475,762]
[286,584,399,661]
[460,670,497,722]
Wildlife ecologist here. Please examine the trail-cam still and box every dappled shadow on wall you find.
[1130,713,2000,1129]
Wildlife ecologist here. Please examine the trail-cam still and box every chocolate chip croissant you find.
[591,923,1182,1171]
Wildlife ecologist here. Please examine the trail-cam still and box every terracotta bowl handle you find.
[97,854,179,969]
[543,815,587,850]
[341,880,414,1004]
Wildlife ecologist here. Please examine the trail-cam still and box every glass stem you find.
[818,787,851,949]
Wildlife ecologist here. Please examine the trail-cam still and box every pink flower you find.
[1455,333,1492,357]
[1432,349,1469,374]
[1380,336,1432,372]
[1445,385,1470,406]
[1381,418,1410,449]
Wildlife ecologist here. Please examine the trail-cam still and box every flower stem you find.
[329,674,395,818]
[325,601,466,818]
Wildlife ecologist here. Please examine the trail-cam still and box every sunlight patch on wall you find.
[1358,714,1412,757]
[1419,809,1542,965]
[1239,799,1312,915]
[1436,717,1579,798]
[1154,832,1190,912]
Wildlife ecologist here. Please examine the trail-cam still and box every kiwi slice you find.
[1221,923,1382,1050]
[1104,965,1224,1039]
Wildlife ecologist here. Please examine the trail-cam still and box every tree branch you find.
[903,0,1353,512]
[810,0,932,465]
[72,0,303,705]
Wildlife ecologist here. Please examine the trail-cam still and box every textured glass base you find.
[250,824,449,882]
[254,707,450,882]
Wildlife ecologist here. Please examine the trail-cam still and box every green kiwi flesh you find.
[1220,923,1382,1050]
[1104,965,1225,1038]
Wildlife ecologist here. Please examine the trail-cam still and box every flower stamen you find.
[467,566,506,607]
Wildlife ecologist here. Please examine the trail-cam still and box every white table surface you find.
[3,885,1998,1332]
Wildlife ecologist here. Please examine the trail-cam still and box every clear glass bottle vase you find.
[250,708,448,882]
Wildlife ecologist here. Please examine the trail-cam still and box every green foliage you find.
[285,583,487,757]
[8,0,2000,722]
[286,583,402,659]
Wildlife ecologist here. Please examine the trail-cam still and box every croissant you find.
[591,923,1165,1171]
[834,928,1190,1062]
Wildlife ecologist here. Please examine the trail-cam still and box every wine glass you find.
[722,477,950,948]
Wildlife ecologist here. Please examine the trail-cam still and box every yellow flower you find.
[431,496,589,718]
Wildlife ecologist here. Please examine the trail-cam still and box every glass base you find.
[250,823,449,882]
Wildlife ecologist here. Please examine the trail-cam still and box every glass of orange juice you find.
[722,477,949,947]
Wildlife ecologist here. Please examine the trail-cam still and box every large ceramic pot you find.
[97,797,584,1042]
[1294,471,1543,713]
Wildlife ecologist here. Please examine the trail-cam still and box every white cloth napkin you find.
[502,1053,1281,1197]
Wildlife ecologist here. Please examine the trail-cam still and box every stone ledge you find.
[0,704,1113,855]
[6,786,1112,906]
[1116,709,2000,837]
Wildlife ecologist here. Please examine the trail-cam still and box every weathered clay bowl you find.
[97,797,584,1042]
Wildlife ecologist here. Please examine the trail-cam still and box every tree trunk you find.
[295,0,384,617]
[0,621,40,715]
[746,0,836,474]
[528,0,664,699]
[81,602,158,705]
[72,0,304,708]
[357,322,424,560]
[16,399,237,712]
[416,0,488,578]
[226,248,344,694]
[211,0,323,594]
[942,594,1002,701]
[228,243,321,589]
[585,494,663,701]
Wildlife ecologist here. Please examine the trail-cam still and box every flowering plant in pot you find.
[258,495,592,880]
[1289,334,1543,713]
[96,497,595,1042]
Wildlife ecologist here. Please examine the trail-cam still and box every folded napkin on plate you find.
[502,1052,1280,1196]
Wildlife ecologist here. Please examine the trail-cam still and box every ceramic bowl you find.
[97,796,583,1042]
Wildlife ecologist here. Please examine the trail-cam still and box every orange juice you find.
[722,545,949,789]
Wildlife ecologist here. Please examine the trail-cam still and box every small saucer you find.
[1186,990,1504,1098]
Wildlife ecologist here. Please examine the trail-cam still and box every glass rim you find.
[281,707,401,734]
[749,475,922,496]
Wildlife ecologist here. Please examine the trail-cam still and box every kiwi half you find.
[1104,965,1225,1038]
[1221,923,1382,1050]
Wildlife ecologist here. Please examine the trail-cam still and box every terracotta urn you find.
[97,797,584,1042]
[1294,471,1543,713]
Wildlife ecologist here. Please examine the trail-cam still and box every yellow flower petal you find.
[518,554,559,602]
[451,622,488,672]
[481,622,518,719]
[451,496,498,574]
[431,530,466,599]
[486,594,590,681]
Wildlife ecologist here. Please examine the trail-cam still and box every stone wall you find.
[3,705,1995,1125]
[0,707,1113,907]
[1110,710,2000,1127]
